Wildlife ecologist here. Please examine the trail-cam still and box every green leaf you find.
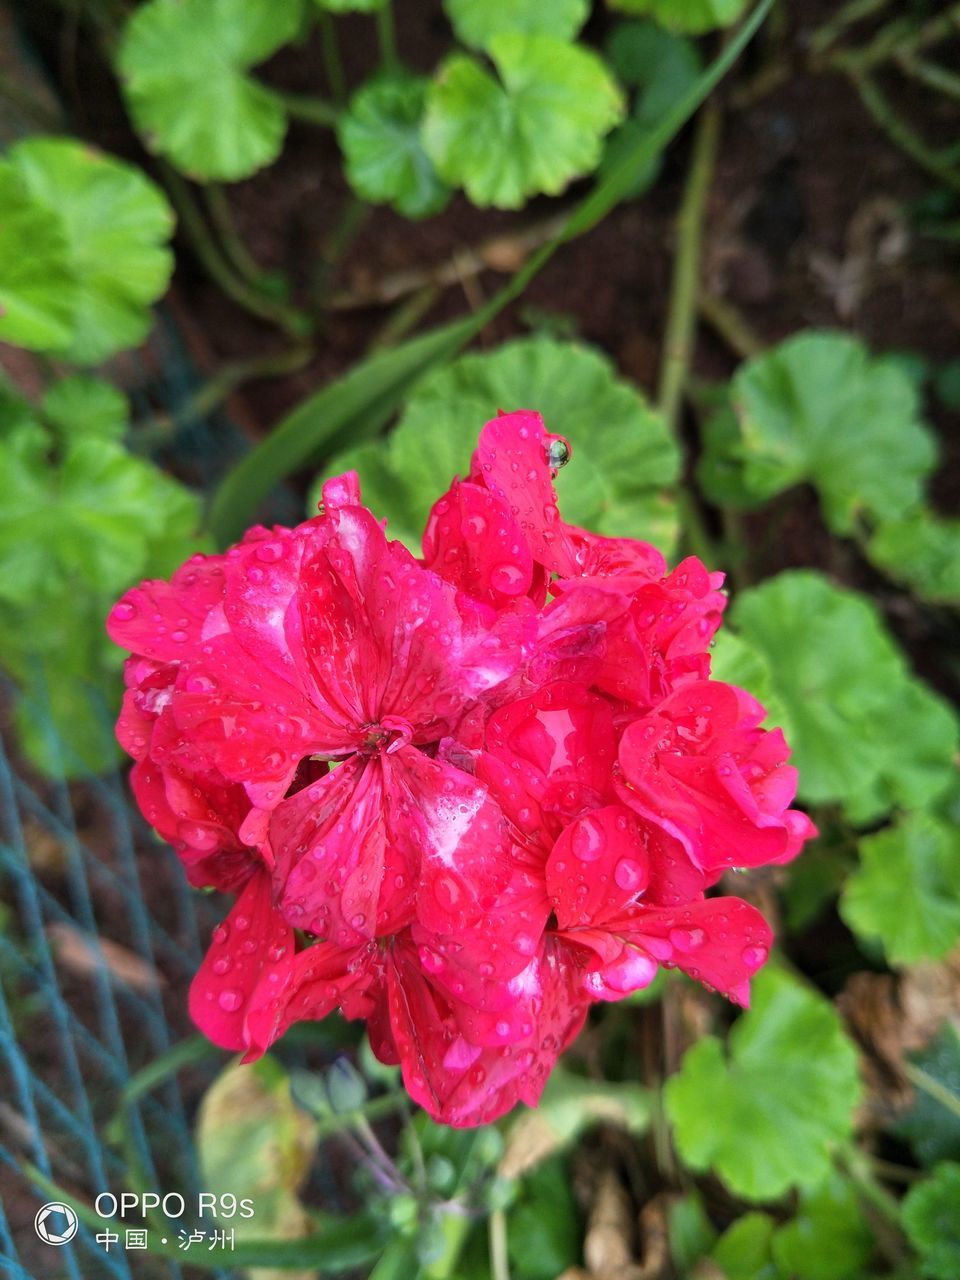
[315,0,386,10]
[895,1025,960,1169]
[711,1212,778,1280]
[664,968,861,1200]
[708,629,795,739]
[507,1159,580,1280]
[600,21,703,199]
[118,0,304,181]
[2,138,175,364]
[197,1055,318,1278]
[771,1172,874,1280]
[841,813,960,967]
[0,381,203,775]
[903,1162,960,1280]
[668,1191,718,1272]
[42,375,129,441]
[729,571,959,824]
[318,336,681,553]
[423,35,624,209]
[339,75,450,219]
[209,2,774,535]
[698,332,938,535]
[444,0,589,49]
[867,510,960,604]
[0,164,77,351]
[607,0,750,34]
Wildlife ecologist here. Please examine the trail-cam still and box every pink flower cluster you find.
[108,413,814,1126]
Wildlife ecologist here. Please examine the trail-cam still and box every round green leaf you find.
[317,336,680,553]
[867,510,960,604]
[43,375,129,442]
[841,813,960,967]
[903,1163,960,1280]
[894,1024,960,1169]
[118,0,304,181]
[699,331,938,535]
[664,968,861,1201]
[339,75,450,219]
[730,571,959,824]
[710,1213,777,1280]
[607,0,749,35]
[7,137,175,364]
[423,35,624,209]
[314,0,386,10]
[0,164,78,351]
[444,0,589,50]
[771,1173,873,1280]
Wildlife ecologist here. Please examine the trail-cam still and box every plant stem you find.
[895,52,960,102]
[377,1,398,70]
[203,184,285,296]
[280,90,341,128]
[489,1209,512,1280]
[848,70,960,195]
[319,9,347,104]
[808,0,890,57]
[0,72,63,130]
[837,1144,903,1227]
[161,164,313,334]
[698,289,765,359]
[423,1209,473,1280]
[657,100,722,431]
[904,1061,960,1123]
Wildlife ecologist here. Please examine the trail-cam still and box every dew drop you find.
[544,435,571,472]
[217,989,243,1013]
[669,927,705,953]
[613,858,644,893]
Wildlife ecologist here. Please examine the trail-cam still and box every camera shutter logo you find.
[35,1202,79,1245]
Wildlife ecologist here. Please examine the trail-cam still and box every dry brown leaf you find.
[46,923,166,993]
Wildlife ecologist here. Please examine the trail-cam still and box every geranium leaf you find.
[867,510,960,604]
[314,0,386,11]
[894,1025,960,1169]
[607,0,750,35]
[444,0,589,49]
[708,630,794,739]
[339,75,450,219]
[771,1172,873,1280]
[423,34,624,209]
[1,139,174,364]
[841,813,960,967]
[317,336,681,553]
[698,332,938,534]
[664,968,861,1201]
[729,571,959,824]
[903,1162,960,1280]
[118,0,304,181]
[710,1212,777,1280]
[42,375,130,441]
[0,164,78,351]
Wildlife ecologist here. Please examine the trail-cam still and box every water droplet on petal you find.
[614,858,644,894]
[217,989,243,1013]
[669,927,705,953]
[741,944,769,969]
[544,435,571,472]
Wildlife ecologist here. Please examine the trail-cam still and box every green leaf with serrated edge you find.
[339,75,450,219]
[43,376,129,441]
[608,0,750,35]
[445,0,589,49]
[423,35,624,209]
[729,571,959,824]
[867,511,960,604]
[599,21,702,199]
[197,1055,318,1279]
[7,137,175,364]
[664,968,861,1201]
[209,1,775,543]
[903,1162,960,1280]
[711,1212,777,1280]
[895,1025,960,1169]
[318,336,680,554]
[507,1159,580,1280]
[699,332,938,534]
[0,164,78,350]
[771,1172,873,1280]
[118,0,303,181]
[841,813,960,967]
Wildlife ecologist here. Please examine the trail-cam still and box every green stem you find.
[836,1144,903,1228]
[489,1209,511,1280]
[377,0,398,69]
[0,72,63,129]
[423,1210,473,1280]
[203,184,286,296]
[698,289,765,359]
[161,164,313,334]
[369,286,440,352]
[657,101,722,431]
[280,90,341,129]
[808,0,890,57]
[319,9,347,104]
[895,53,960,102]
[903,1062,960,1123]
[848,71,960,195]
